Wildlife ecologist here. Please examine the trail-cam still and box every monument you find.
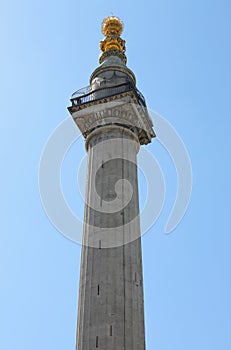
[68,16,155,350]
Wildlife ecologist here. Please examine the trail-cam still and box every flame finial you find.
[102,16,123,37]
[100,16,127,64]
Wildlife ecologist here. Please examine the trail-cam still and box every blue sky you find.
[1,0,231,349]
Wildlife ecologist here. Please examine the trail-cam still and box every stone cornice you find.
[69,91,155,145]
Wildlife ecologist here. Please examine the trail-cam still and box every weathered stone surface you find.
[70,99,155,145]
[76,127,146,350]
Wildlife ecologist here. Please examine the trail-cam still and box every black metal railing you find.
[70,82,147,109]
[71,85,91,98]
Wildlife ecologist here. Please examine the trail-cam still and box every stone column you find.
[76,124,146,350]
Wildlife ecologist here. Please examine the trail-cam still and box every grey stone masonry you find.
[76,126,146,350]
[68,53,155,350]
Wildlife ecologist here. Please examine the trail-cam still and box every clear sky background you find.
[1,0,231,349]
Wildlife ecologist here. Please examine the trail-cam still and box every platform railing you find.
[70,82,147,109]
